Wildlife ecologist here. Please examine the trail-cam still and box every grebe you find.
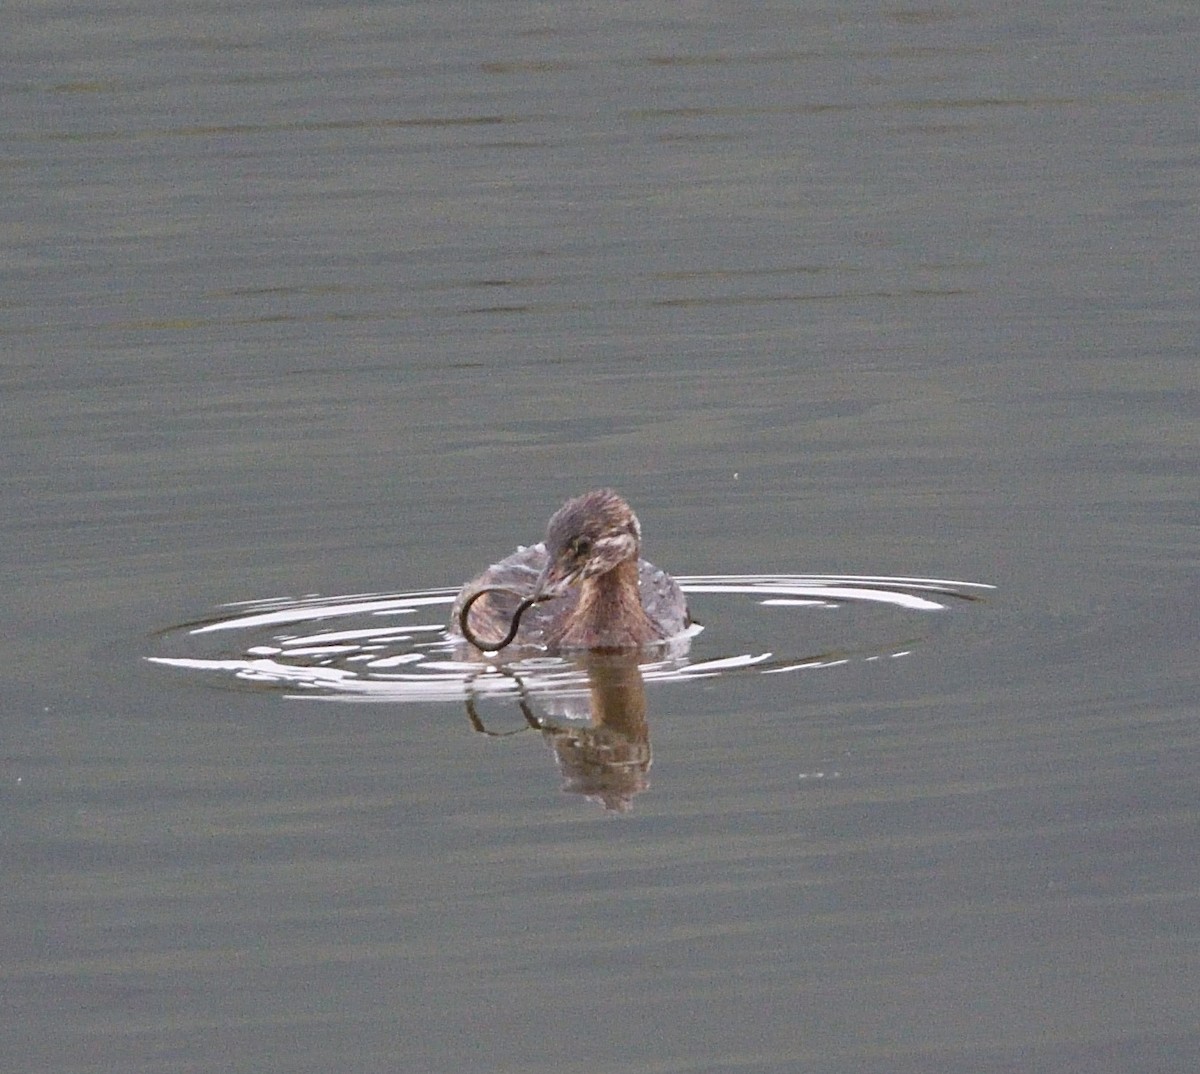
[450,489,691,652]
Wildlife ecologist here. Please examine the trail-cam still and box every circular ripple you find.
[147,575,993,702]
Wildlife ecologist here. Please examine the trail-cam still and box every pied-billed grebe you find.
[450,489,691,652]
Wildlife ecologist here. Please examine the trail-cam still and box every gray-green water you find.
[5,3,1198,1071]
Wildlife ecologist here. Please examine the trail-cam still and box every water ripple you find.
[148,574,992,703]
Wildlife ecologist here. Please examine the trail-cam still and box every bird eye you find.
[571,536,592,558]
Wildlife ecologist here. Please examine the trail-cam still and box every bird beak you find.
[531,555,576,601]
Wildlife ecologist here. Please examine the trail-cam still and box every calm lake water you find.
[5,2,1198,1072]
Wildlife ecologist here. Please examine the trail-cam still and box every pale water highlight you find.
[149,574,993,703]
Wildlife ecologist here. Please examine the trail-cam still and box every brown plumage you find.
[450,489,690,652]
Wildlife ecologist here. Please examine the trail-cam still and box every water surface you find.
[5,2,1198,1072]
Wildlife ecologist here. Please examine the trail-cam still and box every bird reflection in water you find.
[452,490,694,811]
[466,651,653,813]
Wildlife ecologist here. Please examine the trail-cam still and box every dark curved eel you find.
[458,586,552,653]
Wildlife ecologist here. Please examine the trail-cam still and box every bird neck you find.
[560,559,660,648]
